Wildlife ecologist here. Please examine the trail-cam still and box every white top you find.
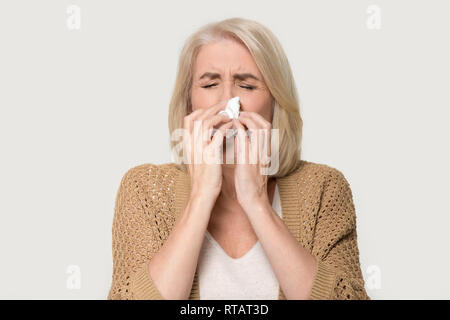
[198,184,282,300]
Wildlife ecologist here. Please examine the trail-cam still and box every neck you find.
[218,165,238,202]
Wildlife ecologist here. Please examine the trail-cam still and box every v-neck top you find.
[197,184,282,300]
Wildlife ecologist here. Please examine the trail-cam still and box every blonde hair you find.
[168,17,303,178]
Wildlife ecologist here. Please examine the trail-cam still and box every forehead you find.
[193,40,261,76]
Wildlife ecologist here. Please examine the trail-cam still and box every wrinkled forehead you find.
[193,41,262,81]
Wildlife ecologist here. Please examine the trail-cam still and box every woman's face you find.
[190,39,274,123]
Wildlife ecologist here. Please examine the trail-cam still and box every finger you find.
[183,108,204,166]
[237,113,259,144]
[193,115,207,165]
[192,101,229,156]
[182,128,192,166]
[182,118,196,167]
[238,112,259,130]
[187,100,229,164]
[210,118,234,141]
[184,108,204,134]
[239,111,272,130]
[204,113,232,141]
[193,115,229,164]
[239,111,272,146]
[184,99,227,134]
[236,115,260,164]
[208,121,234,165]
[210,121,233,148]
[239,112,272,163]
[233,119,249,165]
[237,114,259,143]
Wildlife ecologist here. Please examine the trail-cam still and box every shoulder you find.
[300,160,356,222]
[295,161,357,232]
[120,163,180,192]
[293,159,350,186]
[291,159,354,203]
[118,162,181,187]
[114,162,183,223]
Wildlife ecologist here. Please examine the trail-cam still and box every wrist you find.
[188,190,217,212]
[240,196,271,216]
[190,184,220,202]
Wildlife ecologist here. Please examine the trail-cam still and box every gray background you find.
[0,0,449,299]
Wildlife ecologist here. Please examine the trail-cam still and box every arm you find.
[238,166,370,300]
[145,193,214,300]
[308,168,370,300]
[107,165,214,300]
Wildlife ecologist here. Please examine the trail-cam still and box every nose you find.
[220,80,238,104]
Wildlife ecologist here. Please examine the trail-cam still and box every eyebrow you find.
[198,72,260,82]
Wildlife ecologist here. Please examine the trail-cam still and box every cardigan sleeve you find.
[308,168,370,300]
[107,165,165,300]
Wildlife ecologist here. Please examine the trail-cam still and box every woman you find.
[107,17,370,300]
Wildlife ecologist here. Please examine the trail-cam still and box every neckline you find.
[204,185,281,262]
[204,230,260,262]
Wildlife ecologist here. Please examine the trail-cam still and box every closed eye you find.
[202,84,254,90]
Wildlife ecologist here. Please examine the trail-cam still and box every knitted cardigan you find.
[107,159,370,300]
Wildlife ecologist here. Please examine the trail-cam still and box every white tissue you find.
[218,96,240,119]
[218,96,240,139]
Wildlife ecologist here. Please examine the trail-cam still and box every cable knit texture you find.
[107,159,370,300]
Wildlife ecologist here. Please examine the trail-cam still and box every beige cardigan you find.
[107,159,370,300]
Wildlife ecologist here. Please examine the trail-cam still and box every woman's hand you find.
[232,111,273,213]
[183,101,233,201]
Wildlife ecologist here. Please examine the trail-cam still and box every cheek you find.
[191,87,216,111]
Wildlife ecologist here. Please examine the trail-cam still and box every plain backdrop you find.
[0,0,449,299]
